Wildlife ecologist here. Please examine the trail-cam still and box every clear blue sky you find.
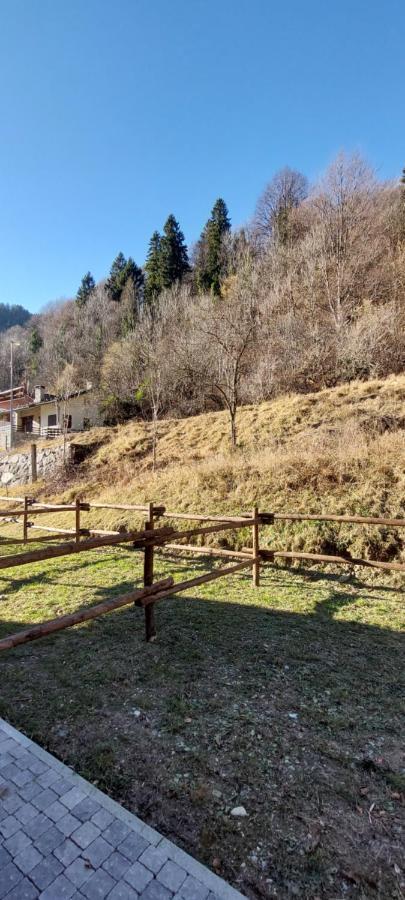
[0,0,404,313]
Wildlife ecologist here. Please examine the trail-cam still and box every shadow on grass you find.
[0,564,404,899]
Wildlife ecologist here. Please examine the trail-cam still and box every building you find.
[0,383,102,450]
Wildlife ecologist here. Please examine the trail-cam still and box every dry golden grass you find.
[5,374,405,564]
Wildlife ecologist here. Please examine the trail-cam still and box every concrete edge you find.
[0,718,245,900]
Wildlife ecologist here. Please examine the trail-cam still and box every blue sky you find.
[0,0,404,313]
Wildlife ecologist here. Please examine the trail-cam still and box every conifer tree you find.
[106,254,144,304]
[159,215,190,288]
[195,198,231,295]
[144,231,163,305]
[76,271,96,308]
[29,326,43,355]
[106,253,127,302]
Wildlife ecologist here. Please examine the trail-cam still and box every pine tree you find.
[159,215,190,288]
[106,253,144,304]
[144,231,163,306]
[28,326,43,355]
[195,198,231,296]
[106,253,127,302]
[120,259,145,332]
[76,271,96,308]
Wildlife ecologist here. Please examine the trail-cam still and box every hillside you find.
[29,374,405,567]
[0,301,31,332]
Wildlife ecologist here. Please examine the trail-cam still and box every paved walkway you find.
[0,719,245,900]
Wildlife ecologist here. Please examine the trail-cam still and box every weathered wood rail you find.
[0,494,403,652]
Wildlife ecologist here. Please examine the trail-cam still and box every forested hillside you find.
[1,153,404,444]
[0,301,31,333]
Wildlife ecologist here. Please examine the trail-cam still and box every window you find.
[47,414,57,427]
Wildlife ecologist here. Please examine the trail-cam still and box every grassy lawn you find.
[0,541,404,899]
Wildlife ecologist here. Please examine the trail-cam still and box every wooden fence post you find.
[144,502,156,642]
[75,497,81,543]
[30,444,37,483]
[23,496,29,544]
[252,505,260,587]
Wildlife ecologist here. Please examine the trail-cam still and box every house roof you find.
[13,386,93,415]
[0,385,34,414]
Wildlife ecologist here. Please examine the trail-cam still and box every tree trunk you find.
[230,409,237,449]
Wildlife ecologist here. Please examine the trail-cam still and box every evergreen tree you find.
[28,326,43,355]
[120,260,145,332]
[195,198,231,296]
[144,231,163,305]
[106,253,127,302]
[76,272,95,308]
[106,253,144,304]
[159,215,190,288]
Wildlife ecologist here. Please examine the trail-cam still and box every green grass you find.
[0,541,404,899]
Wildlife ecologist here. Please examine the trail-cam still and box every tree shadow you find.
[0,568,404,899]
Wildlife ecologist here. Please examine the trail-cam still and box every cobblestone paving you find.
[0,719,245,900]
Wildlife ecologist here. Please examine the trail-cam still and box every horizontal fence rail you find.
[0,495,403,652]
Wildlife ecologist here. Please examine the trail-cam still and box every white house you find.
[0,383,102,450]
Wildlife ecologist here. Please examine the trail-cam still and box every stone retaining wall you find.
[0,443,70,487]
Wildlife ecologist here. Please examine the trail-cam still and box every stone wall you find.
[0,443,70,487]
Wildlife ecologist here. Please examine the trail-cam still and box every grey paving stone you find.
[108,882,139,900]
[24,813,52,840]
[0,860,23,899]
[39,872,77,899]
[1,762,20,780]
[71,797,101,822]
[157,862,187,893]
[102,850,132,880]
[64,855,94,889]
[138,847,170,876]
[32,787,59,812]
[102,819,130,848]
[54,837,82,866]
[80,867,116,899]
[28,757,48,776]
[61,786,88,810]
[30,852,64,889]
[2,790,24,814]
[37,767,60,788]
[3,828,32,856]
[3,875,39,899]
[118,832,148,864]
[58,812,82,837]
[34,824,65,854]
[51,777,75,796]
[0,752,15,769]
[91,808,114,831]
[10,743,30,759]
[0,738,18,755]
[15,801,39,825]
[14,751,35,770]
[0,845,11,868]
[18,780,44,802]
[11,768,33,788]
[72,820,101,850]
[124,861,153,893]
[0,814,20,838]
[47,799,68,823]
[139,880,173,900]
[178,875,209,900]
[14,843,43,874]
[83,836,113,868]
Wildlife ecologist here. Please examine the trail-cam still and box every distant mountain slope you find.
[0,302,31,332]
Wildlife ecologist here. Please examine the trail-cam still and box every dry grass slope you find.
[9,374,405,567]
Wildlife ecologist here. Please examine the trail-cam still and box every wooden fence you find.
[0,494,403,652]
